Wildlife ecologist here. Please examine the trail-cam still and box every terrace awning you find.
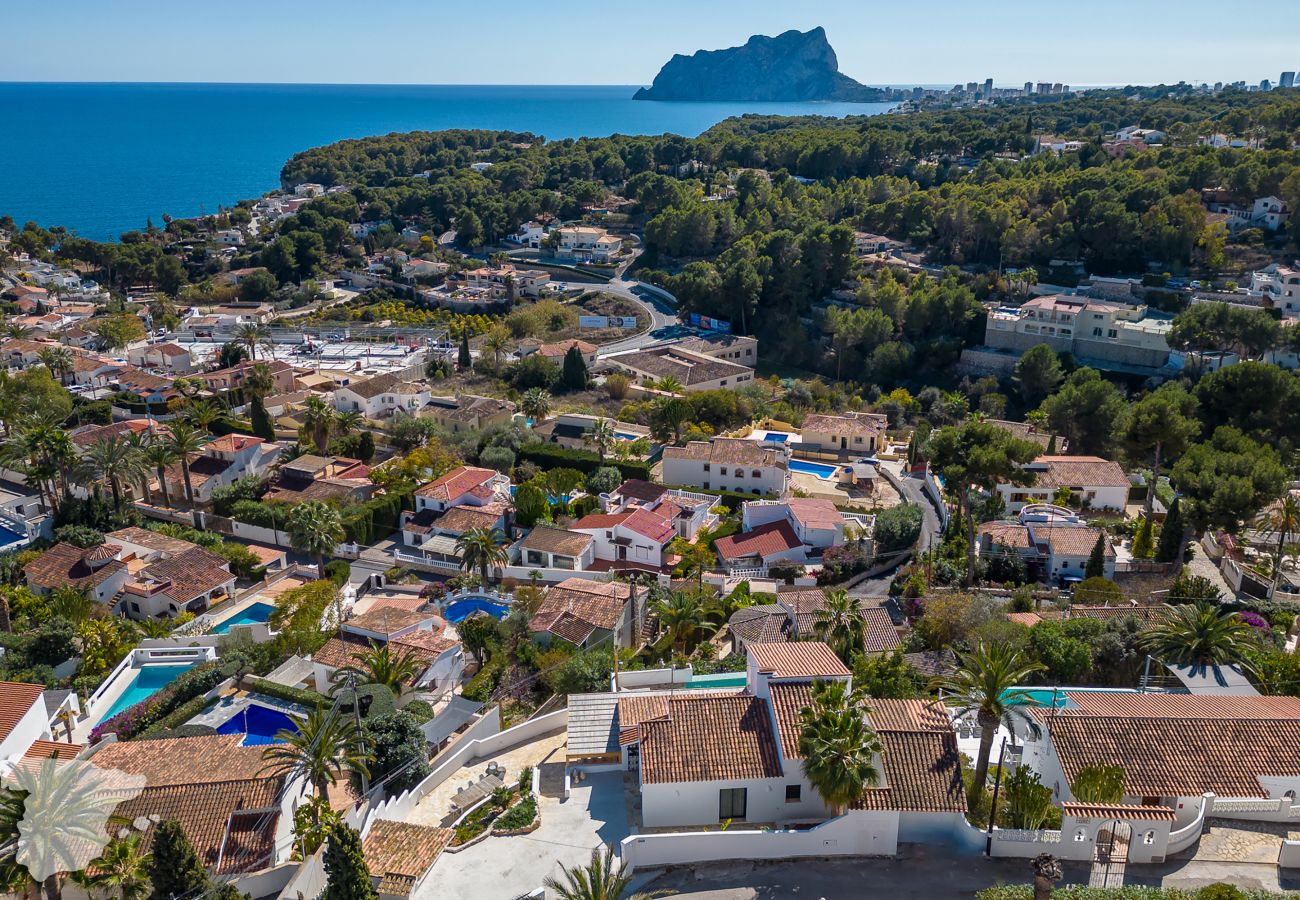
[423,695,484,746]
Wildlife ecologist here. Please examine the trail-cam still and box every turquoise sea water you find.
[0,83,894,240]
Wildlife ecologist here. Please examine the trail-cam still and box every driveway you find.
[415,770,632,900]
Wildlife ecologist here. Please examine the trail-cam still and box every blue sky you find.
[2,0,1296,86]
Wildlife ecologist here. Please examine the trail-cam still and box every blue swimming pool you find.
[0,524,26,549]
[445,596,511,623]
[211,602,276,634]
[760,432,790,443]
[217,703,300,746]
[789,459,841,479]
[1004,688,1074,709]
[101,662,201,721]
[615,432,640,441]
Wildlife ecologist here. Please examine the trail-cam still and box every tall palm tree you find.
[235,322,271,361]
[2,421,76,514]
[184,398,222,432]
[301,395,336,453]
[798,680,882,816]
[143,438,177,509]
[331,641,424,697]
[75,835,151,900]
[36,347,73,386]
[933,642,1045,799]
[1140,601,1257,668]
[455,527,509,586]
[543,846,661,900]
[124,431,154,504]
[242,361,275,401]
[164,421,204,507]
[811,589,869,662]
[652,590,714,656]
[480,326,514,368]
[286,500,345,572]
[1257,495,1300,584]
[261,708,368,825]
[76,434,147,510]
[585,419,616,462]
[334,410,364,437]
[520,387,552,424]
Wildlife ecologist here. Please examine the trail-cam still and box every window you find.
[1108,329,1118,339]
[735,470,744,479]
[703,482,710,490]
[752,470,760,478]
[785,784,801,803]
[703,464,711,472]
[1143,830,1156,845]
[719,787,747,820]
[1093,327,1102,337]
[130,602,140,613]
[720,467,727,476]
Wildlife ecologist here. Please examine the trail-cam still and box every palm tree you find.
[520,387,552,423]
[480,326,514,368]
[261,708,368,825]
[652,590,714,655]
[933,642,1045,799]
[1257,495,1300,584]
[798,680,882,816]
[143,438,177,509]
[2,421,76,514]
[75,835,151,900]
[302,395,336,453]
[654,376,684,395]
[331,641,423,697]
[164,421,204,507]
[455,526,509,586]
[543,846,662,900]
[36,347,73,386]
[1140,601,1257,668]
[1032,853,1064,900]
[235,322,271,361]
[242,361,275,401]
[76,434,147,510]
[585,419,616,462]
[334,410,364,437]
[812,590,869,662]
[286,500,345,572]
[184,398,222,432]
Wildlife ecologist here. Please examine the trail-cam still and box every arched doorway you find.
[1090,820,1132,887]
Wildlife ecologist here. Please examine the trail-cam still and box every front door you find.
[719,787,747,821]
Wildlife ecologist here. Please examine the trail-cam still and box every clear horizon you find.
[2,1,1296,87]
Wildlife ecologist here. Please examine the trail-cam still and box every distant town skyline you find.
[2,0,1297,88]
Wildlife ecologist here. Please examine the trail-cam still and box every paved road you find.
[850,459,946,600]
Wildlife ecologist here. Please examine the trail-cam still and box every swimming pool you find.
[445,596,511,623]
[759,432,790,443]
[615,432,640,441]
[101,662,201,721]
[789,459,842,479]
[1005,688,1074,709]
[216,703,300,746]
[685,672,748,690]
[211,602,276,634]
[0,524,26,550]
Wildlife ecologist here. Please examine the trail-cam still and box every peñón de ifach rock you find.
[633,27,888,102]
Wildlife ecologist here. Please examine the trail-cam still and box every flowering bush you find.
[1238,611,1271,633]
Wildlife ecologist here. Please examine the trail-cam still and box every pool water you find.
[686,673,747,689]
[1005,688,1075,709]
[0,524,26,549]
[445,596,511,623]
[760,432,790,443]
[217,703,301,746]
[211,602,276,634]
[101,662,201,721]
[789,459,841,479]
[615,432,640,441]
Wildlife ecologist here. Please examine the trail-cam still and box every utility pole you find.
[346,671,369,796]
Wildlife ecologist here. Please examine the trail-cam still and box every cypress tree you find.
[1045,434,1057,454]
[457,333,471,370]
[356,430,375,462]
[250,396,275,442]
[1155,497,1184,563]
[1131,515,1154,559]
[1085,533,1107,580]
[321,824,376,900]
[148,820,209,900]
[561,345,589,391]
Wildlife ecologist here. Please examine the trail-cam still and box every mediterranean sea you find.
[0,83,894,241]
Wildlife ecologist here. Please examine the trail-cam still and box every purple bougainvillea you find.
[1238,611,1271,632]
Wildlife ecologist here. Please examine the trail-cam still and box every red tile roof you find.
[0,682,46,744]
[1028,455,1130,490]
[749,642,850,679]
[415,466,500,503]
[206,434,264,454]
[715,520,802,562]
[639,693,783,785]
[573,507,676,545]
[784,498,845,531]
[1060,802,1176,822]
[24,543,126,592]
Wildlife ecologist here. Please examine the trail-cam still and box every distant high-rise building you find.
[1214,82,1224,92]
[1052,83,1063,94]
[1281,71,1297,88]
[1037,82,1051,94]
[984,78,994,94]
[1024,81,1034,95]
[966,82,978,94]
[1261,79,1273,91]
[1062,85,1071,94]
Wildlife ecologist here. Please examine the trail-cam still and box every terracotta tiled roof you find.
[749,642,850,679]
[616,690,741,746]
[986,419,1061,451]
[347,607,428,637]
[106,526,197,556]
[866,698,954,733]
[23,739,83,761]
[903,649,958,678]
[24,542,126,591]
[519,526,594,558]
[112,779,282,875]
[663,438,787,468]
[727,605,792,646]
[415,466,499,502]
[715,520,802,562]
[205,434,264,454]
[1027,455,1130,490]
[1065,604,1172,624]
[363,819,452,896]
[1060,802,1176,821]
[783,498,845,531]
[1046,526,1113,558]
[1042,695,1300,798]
[978,522,1032,549]
[800,412,887,438]
[639,693,783,785]
[1006,612,1043,627]
[529,579,630,640]
[612,479,667,505]
[342,372,428,400]
[541,611,598,645]
[135,546,232,603]
[313,632,376,669]
[861,607,901,653]
[90,734,268,784]
[537,339,597,358]
[573,508,675,545]
[853,730,966,813]
[390,629,460,662]
[433,504,505,535]
[0,682,46,744]
[767,681,815,759]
